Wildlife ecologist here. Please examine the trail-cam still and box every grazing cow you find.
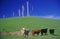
[49,29,55,35]
[41,28,48,35]
[24,29,30,38]
[20,28,30,38]
[32,30,41,36]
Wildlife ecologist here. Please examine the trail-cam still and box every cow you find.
[32,30,41,36]
[20,28,30,38]
[41,28,48,36]
[49,29,55,35]
[24,29,30,38]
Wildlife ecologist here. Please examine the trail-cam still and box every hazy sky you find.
[0,0,60,19]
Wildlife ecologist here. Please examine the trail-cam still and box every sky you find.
[0,0,60,19]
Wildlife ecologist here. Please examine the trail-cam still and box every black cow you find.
[49,29,55,35]
[41,28,48,35]
[24,29,30,38]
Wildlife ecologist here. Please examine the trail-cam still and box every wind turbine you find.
[27,1,30,16]
[22,5,24,17]
[13,11,14,17]
[18,9,20,16]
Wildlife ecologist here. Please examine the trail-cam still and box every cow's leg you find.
[45,33,47,35]
[37,33,39,36]
[26,34,28,38]
[24,33,28,38]
[24,34,26,38]
[37,32,39,36]
[25,35,26,38]
[41,32,43,36]
[52,32,54,35]
[53,31,54,35]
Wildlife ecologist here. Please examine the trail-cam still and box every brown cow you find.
[32,30,41,36]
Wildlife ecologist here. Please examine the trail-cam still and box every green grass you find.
[0,35,59,39]
[0,16,60,39]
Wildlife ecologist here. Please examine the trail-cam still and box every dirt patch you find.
[9,31,21,36]
[0,31,21,36]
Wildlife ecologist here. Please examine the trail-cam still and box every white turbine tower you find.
[27,1,30,16]
[13,11,14,17]
[18,9,20,16]
[22,5,24,17]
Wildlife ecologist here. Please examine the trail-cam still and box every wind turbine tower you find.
[22,5,24,17]
[18,9,20,16]
[13,11,14,16]
[27,1,30,16]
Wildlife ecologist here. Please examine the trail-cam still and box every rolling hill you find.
[0,16,60,39]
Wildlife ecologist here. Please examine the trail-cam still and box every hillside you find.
[0,16,60,32]
[0,17,60,39]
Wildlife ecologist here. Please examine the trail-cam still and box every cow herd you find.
[20,28,55,38]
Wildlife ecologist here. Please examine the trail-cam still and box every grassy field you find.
[0,16,60,39]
